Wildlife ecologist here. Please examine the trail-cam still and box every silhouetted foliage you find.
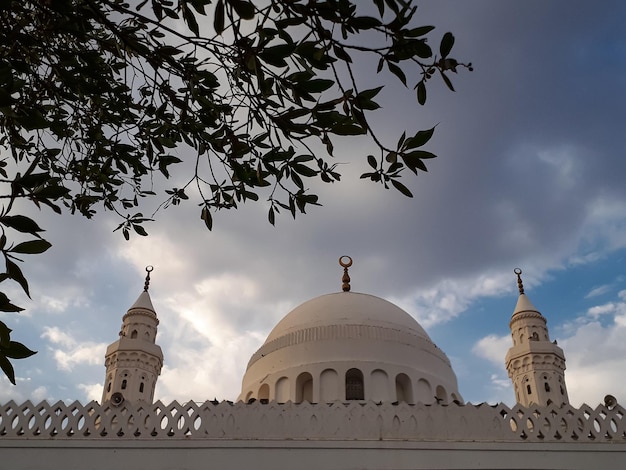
[0,0,470,381]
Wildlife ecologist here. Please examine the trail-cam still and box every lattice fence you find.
[0,400,623,442]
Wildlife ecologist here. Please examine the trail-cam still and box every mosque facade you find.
[1,259,624,469]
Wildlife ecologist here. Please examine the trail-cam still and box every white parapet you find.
[0,399,624,442]
[1,400,625,470]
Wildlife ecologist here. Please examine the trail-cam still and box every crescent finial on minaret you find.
[144,265,154,292]
[514,268,524,295]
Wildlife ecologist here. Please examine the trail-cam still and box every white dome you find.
[239,292,462,404]
[265,292,431,342]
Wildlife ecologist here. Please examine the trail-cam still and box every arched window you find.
[345,368,364,400]
[139,382,144,393]
[121,379,127,390]
[130,330,138,339]
[107,382,111,392]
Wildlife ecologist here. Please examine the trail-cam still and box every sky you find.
[1,0,626,407]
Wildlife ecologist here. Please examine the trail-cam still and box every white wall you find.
[2,439,625,470]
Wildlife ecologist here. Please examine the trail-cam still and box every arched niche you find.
[396,373,413,404]
[296,372,313,403]
[320,369,339,402]
[275,377,289,403]
[435,385,448,404]
[416,378,432,404]
[370,369,388,403]
[258,383,270,402]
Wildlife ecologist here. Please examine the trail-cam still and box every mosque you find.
[1,258,624,469]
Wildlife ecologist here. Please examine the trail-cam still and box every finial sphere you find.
[339,256,353,268]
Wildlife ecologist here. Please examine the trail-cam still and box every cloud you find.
[489,374,511,391]
[78,383,103,403]
[41,327,107,372]
[585,284,612,299]
[391,272,516,328]
[587,303,616,317]
[472,335,511,366]
[561,313,626,407]
[155,330,263,403]
[0,376,48,404]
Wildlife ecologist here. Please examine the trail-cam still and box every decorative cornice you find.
[509,311,546,328]
[123,309,158,323]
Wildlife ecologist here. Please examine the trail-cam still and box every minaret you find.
[505,269,569,407]
[101,266,164,405]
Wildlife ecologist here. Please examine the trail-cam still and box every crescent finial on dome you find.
[339,256,352,292]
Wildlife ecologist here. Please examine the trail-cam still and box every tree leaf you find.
[403,127,435,150]
[229,0,255,20]
[291,163,318,177]
[132,224,148,236]
[1,341,36,359]
[6,259,31,298]
[11,239,52,255]
[0,354,15,385]
[391,179,413,197]
[402,151,434,174]
[0,292,24,313]
[0,215,44,236]
[331,123,366,136]
[406,25,435,37]
[297,79,334,93]
[387,62,407,86]
[0,321,11,348]
[440,71,455,91]
[333,44,352,63]
[440,32,455,59]
[349,16,381,30]
[214,0,225,34]
[200,206,213,231]
[182,2,199,36]
[416,81,426,105]
[367,155,378,169]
